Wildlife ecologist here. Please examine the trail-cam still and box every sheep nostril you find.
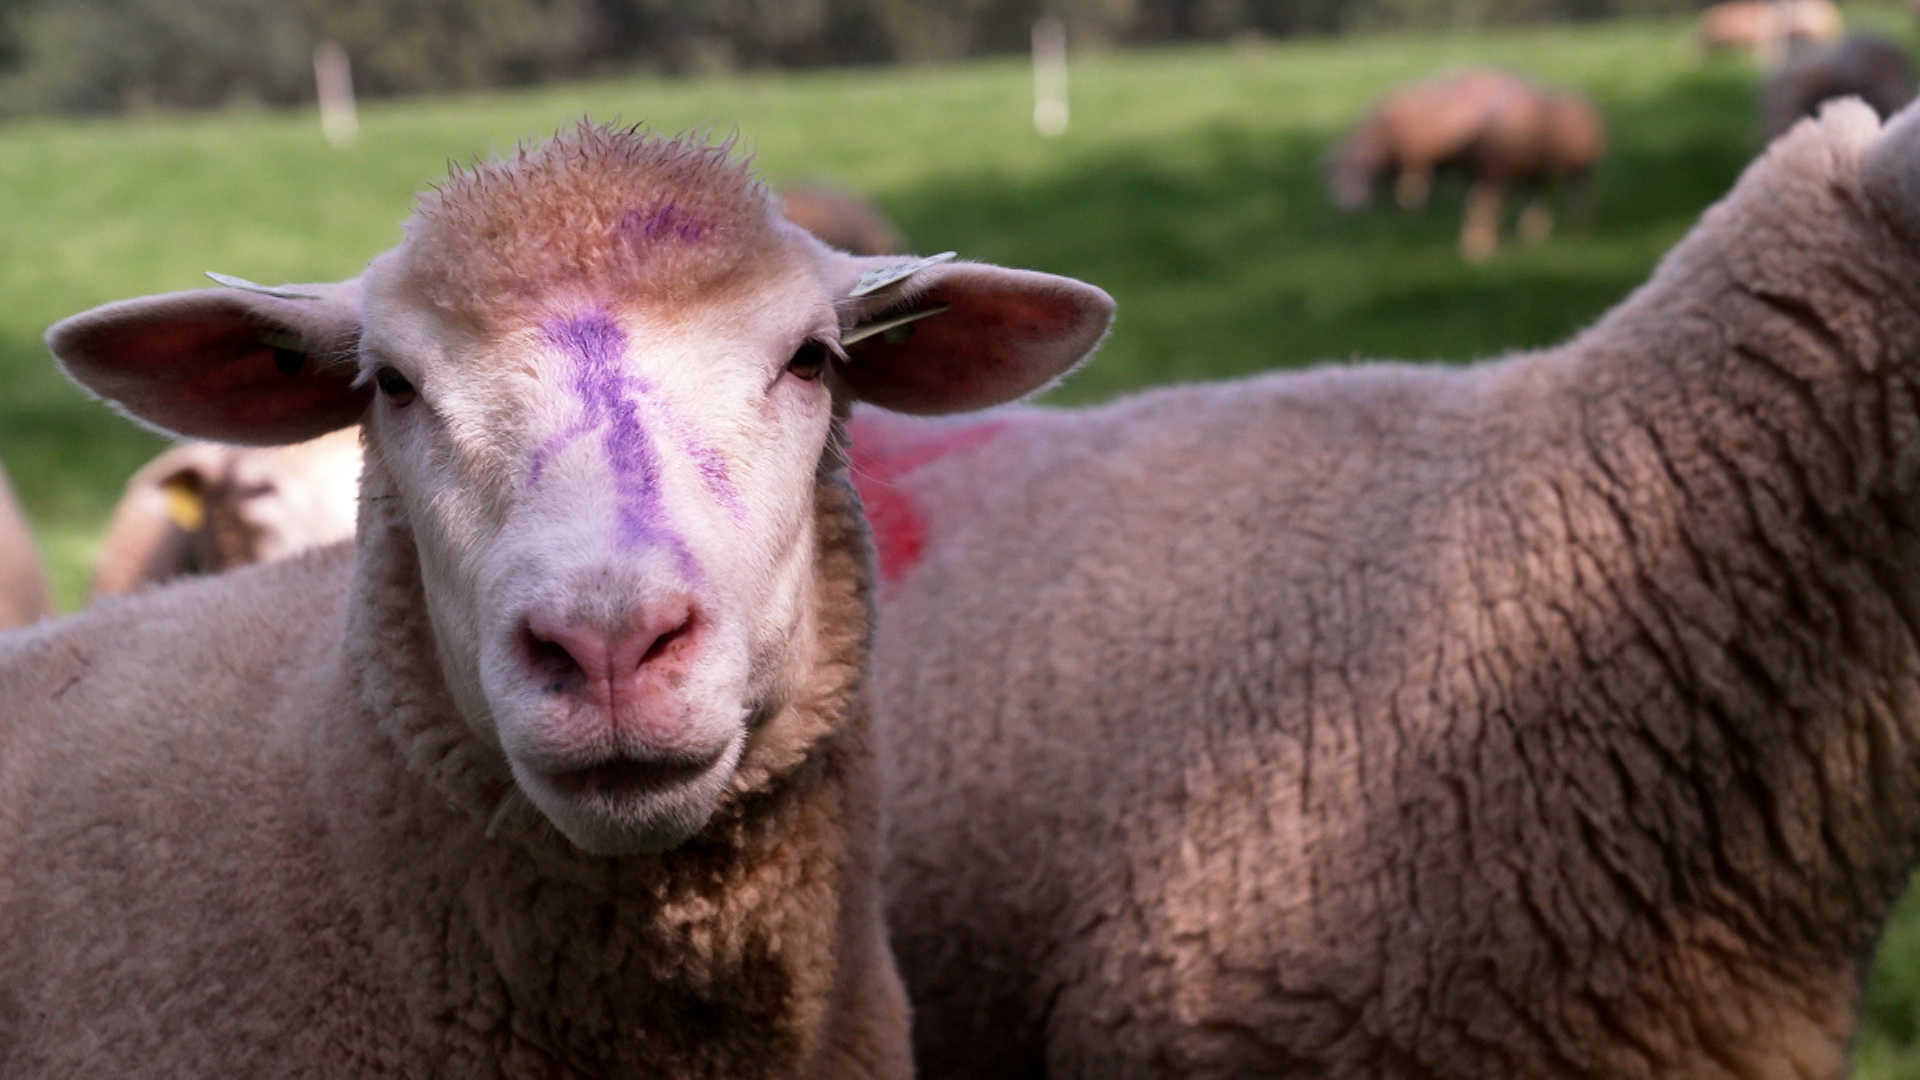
[641,612,696,667]
[522,623,586,693]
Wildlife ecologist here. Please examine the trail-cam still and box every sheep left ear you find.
[45,276,369,446]
[830,254,1114,415]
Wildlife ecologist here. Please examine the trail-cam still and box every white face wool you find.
[355,250,840,855]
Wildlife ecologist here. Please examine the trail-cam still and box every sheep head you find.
[46,122,1115,857]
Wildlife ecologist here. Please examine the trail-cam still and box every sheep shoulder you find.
[0,544,393,1073]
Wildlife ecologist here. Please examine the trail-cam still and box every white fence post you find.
[314,41,359,149]
[1032,16,1069,137]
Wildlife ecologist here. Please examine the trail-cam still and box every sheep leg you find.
[1518,199,1555,245]
[1395,166,1433,210]
[1461,181,1502,262]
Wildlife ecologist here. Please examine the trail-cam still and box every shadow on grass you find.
[884,61,1757,402]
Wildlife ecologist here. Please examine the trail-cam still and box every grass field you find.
[7,6,1920,1072]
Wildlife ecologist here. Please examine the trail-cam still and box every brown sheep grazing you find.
[91,428,361,597]
[867,100,1920,1078]
[1763,34,1917,140]
[0,462,49,630]
[780,184,908,256]
[1326,68,1606,262]
[1700,0,1843,60]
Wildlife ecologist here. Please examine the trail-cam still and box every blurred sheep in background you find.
[91,428,361,598]
[780,183,909,256]
[1762,34,1916,141]
[1326,68,1606,262]
[1700,0,1843,63]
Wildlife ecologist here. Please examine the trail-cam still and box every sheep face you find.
[355,237,838,855]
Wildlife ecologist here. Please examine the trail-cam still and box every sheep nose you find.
[522,601,697,701]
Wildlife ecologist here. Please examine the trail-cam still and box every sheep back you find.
[880,99,1920,1079]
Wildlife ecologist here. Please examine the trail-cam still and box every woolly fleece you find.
[877,100,1920,1078]
[0,462,47,630]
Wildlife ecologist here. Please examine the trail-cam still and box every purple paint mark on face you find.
[535,310,701,579]
[617,201,708,245]
[527,414,591,489]
[660,419,745,522]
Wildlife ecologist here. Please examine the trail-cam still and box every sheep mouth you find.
[512,739,743,854]
[539,753,723,801]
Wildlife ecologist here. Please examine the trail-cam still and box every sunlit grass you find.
[7,9,1920,1073]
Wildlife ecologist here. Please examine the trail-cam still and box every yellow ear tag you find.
[161,476,206,532]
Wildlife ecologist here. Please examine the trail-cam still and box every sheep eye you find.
[786,340,830,382]
[374,366,417,407]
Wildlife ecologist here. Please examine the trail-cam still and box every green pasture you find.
[7,7,1920,1072]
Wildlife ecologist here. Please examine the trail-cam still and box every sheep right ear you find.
[828,254,1115,415]
[46,277,369,446]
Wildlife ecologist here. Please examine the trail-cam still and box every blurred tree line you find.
[0,0,1712,114]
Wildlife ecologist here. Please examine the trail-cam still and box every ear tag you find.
[206,271,321,301]
[160,476,207,533]
[256,329,307,375]
[848,252,957,298]
[842,304,950,346]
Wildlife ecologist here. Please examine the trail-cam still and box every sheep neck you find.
[317,426,883,1074]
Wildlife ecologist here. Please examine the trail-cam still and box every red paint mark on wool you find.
[847,416,1010,584]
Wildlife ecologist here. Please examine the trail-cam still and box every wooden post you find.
[1032,16,1068,138]
[314,41,358,150]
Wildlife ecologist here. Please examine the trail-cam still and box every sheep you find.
[0,461,49,629]
[0,122,1114,1076]
[1762,33,1917,140]
[780,183,909,257]
[91,427,362,596]
[1701,0,1843,61]
[865,99,1920,1079]
[1325,68,1606,262]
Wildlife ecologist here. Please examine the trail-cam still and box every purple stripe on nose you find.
[535,310,704,577]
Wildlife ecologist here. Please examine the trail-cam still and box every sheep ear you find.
[46,277,370,446]
[831,255,1114,415]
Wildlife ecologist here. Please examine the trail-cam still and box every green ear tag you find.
[256,330,307,375]
[848,252,956,298]
[842,304,950,346]
[207,272,320,301]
